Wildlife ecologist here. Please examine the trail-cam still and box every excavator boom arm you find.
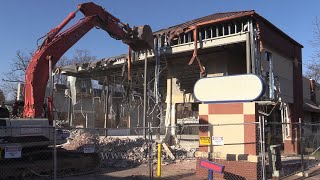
[23,16,96,119]
[23,2,153,121]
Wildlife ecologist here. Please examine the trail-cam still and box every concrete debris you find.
[98,137,152,168]
[162,143,175,160]
[62,129,197,168]
[162,162,169,165]
[55,119,71,128]
[62,129,100,150]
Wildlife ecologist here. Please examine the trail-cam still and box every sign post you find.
[200,160,224,180]
[209,169,214,180]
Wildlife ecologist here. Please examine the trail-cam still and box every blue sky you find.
[0,0,318,78]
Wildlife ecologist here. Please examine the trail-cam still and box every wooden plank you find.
[162,143,175,160]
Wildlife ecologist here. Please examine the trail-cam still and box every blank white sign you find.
[194,74,265,103]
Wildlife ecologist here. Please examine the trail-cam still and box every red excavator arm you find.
[23,2,153,121]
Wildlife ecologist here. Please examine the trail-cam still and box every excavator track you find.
[0,148,100,179]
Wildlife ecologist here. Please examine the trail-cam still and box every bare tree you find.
[72,49,96,64]
[305,63,320,83]
[1,50,32,98]
[54,49,96,84]
[2,50,31,83]
[306,17,320,83]
[1,49,96,100]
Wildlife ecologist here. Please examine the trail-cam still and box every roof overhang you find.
[304,100,320,113]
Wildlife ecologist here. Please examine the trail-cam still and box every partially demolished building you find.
[57,10,308,157]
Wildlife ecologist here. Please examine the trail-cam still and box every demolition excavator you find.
[0,2,153,178]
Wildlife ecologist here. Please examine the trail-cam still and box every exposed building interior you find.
[56,11,253,131]
[49,10,305,152]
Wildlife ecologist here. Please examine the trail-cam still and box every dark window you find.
[0,119,7,126]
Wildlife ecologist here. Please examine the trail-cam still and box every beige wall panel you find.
[208,114,244,154]
[278,77,294,103]
[199,104,209,115]
[271,51,293,81]
[243,102,256,114]
[263,47,294,103]
[168,34,247,55]
[171,78,195,103]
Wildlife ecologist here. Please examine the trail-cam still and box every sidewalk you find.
[284,164,320,180]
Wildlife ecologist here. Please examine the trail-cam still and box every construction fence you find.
[0,123,260,180]
[1,121,320,179]
[279,121,320,178]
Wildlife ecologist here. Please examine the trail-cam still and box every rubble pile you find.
[98,137,154,168]
[63,129,100,150]
[169,146,197,161]
[157,145,197,165]
[62,130,197,168]
[55,119,70,128]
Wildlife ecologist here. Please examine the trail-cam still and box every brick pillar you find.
[283,103,300,154]
[196,102,261,179]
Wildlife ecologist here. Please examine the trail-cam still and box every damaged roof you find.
[61,54,128,77]
[61,10,303,77]
[154,10,302,47]
[154,10,255,36]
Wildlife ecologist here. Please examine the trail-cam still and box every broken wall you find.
[262,46,294,103]
[167,44,246,104]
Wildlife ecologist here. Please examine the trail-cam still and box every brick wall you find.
[196,158,261,180]
[198,102,258,154]
[196,102,261,179]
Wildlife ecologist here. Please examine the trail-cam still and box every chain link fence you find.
[4,121,320,179]
[0,126,56,179]
[263,121,320,179]
[56,127,154,180]
[302,123,320,170]
[0,124,264,180]
[152,123,264,180]
[0,126,154,180]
